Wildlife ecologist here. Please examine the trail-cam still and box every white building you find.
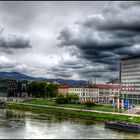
[120,56,140,104]
[68,84,99,103]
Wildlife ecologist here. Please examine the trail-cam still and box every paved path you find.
[8,102,140,117]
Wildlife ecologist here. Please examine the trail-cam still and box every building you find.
[68,83,99,103]
[0,78,28,98]
[120,56,140,104]
[95,84,120,103]
[0,78,17,97]
[58,84,71,95]
[17,80,28,97]
[0,78,18,102]
[58,82,120,103]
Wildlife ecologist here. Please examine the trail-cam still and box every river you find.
[0,109,140,139]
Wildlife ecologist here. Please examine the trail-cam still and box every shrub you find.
[84,100,95,107]
[56,94,68,104]
[56,94,79,104]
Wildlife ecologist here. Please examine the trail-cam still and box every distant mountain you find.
[0,71,46,81]
[48,78,86,85]
[0,71,86,85]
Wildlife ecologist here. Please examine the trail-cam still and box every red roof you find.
[95,84,121,89]
[58,84,71,89]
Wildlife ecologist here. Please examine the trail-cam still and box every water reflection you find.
[0,109,140,139]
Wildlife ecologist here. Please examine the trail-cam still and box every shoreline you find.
[5,102,140,123]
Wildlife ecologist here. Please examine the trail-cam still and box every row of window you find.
[69,88,119,92]
[122,77,140,81]
[100,89,119,91]
[121,74,140,77]
[121,69,140,73]
[121,82,140,84]
[81,93,99,97]
[121,61,140,66]
[69,88,98,92]
[80,97,99,102]
[121,65,140,70]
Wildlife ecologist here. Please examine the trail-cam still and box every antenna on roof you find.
[94,77,96,85]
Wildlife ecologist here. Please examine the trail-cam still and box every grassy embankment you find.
[23,99,124,112]
[6,103,140,123]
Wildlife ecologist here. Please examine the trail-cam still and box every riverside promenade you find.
[7,102,140,117]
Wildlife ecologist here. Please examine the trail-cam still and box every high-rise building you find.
[120,56,140,104]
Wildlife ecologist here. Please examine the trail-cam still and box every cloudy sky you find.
[0,1,140,83]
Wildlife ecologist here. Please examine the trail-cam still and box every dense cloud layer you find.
[0,28,31,50]
[0,1,140,83]
[57,1,140,82]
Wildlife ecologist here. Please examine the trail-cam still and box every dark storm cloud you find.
[119,1,140,9]
[0,28,31,49]
[83,17,140,32]
[54,73,72,78]
[76,68,117,82]
[0,35,31,49]
[47,68,73,78]
[61,60,85,69]
[57,1,140,81]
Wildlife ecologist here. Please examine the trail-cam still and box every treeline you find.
[28,81,58,98]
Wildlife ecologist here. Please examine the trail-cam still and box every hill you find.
[0,71,86,85]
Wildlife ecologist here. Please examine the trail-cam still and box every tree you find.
[45,83,58,98]
[28,81,58,98]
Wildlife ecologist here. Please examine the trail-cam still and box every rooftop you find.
[121,56,140,61]
[58,84,71,88]
[95,84,121,89]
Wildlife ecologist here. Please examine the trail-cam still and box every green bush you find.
[56,95,68,104]
[56,94,79,104]
[84,100,95,107]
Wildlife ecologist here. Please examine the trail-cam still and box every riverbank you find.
[23,99,125,112]
[5,102,140,123]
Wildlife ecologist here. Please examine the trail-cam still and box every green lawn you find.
[92,105,125,112]
[23,99,56,105]
[6,103,140,123]
[56,103,85,109]
[23,99,124,112]
[23,99,85,108]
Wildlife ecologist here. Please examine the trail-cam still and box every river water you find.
[0,109,140,139]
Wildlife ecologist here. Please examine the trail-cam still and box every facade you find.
[58,84,70,95]
[96,84,120,103]
[68,83,99,103]
[68,87,99,103]
[0,78,17,97]
[58,82,120,103]
[120,56,140,104]
[17,80,28,97]
[0,78,28,98]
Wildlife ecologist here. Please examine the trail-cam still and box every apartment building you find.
[68,83,99,103]
[0,78,28,98]
[0,78,17,97]
[96,84,120,103]
[120,56,140,104]
[58,84,71,95]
